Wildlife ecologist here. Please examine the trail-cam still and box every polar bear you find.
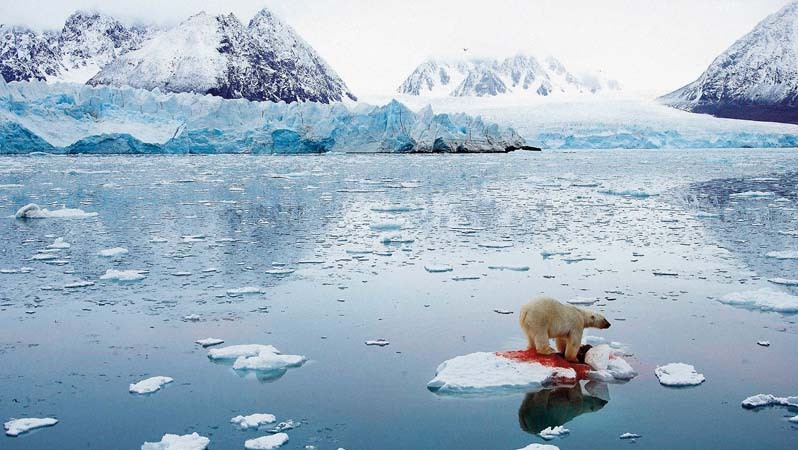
[519,297,611,363]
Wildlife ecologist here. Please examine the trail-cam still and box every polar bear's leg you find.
[564,330,582,362]
[555,338,568,354]
[534,334,556,355]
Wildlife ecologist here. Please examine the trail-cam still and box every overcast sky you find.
[1,0,792,96]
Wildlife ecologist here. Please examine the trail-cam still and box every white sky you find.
[1,0,792,96]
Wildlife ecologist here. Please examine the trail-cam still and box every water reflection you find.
[518,383,609,434]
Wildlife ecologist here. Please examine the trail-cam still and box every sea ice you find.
[566,297,598,306]
[741,394,798,409]
[233,349,306,371]
[231,413,277,430]
[129,376,173,394]
[196,338,224,347]
[765,250,798,260]
[15,203,97,219]
[365,339,390,346]
[619,433,641,440]
[718,288,798,313]
[488,265,530,271]
[768,278,798,286]
[539,425,570,440]
[655,363,705,387]
[226,286,265,296]
[244,433,289,450]
[98,247,129,257]
[424,264,453,273]
[427,352,577,395]
[585,345,611,371]
[208,344,280,360]
[729,191,776,199]
[517,444,560,450]
[4,417,58,436]
[477,241,514,249]
[100,269,147,282]
[141,433,209,450]
[47,238,71,249]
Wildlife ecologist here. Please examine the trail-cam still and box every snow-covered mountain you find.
[89,9,356,103]
[661,1,798,124]
[0,11,152,84]
[398,54,620,98]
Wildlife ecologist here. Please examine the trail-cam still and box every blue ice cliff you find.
[0,79,526,154]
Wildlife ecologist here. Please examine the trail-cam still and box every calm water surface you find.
[0,150,796,450]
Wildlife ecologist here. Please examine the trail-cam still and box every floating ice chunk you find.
[655,363,705,387]
[598,189,654,198]
[427,352,577,395]
[100,269,146,282]
[129,376,173,394]
[226,287,264,296]
[757,341,771,347]
[265,268,295,275]
[488,265,530,272]
[182,314,201,322]
[766,250,798,260]
[47,238,71,249]
[196,338,224,348]
[619,433,641,440]
[371,205,423,213]
[424,264,453,273]
[244,433,289,450]
[208,344,279,360]
[567,297,598,306]
[181,235,206,243]
[380,233,415,244]
[141,433,209,450]
[98,247,128,257]
[729,191,776,199]
[15,203,97,219]
[539,426,570,440]
[606,357,638,381]
[741,394,798,409]
[231,413,277,430]
[64,280,95,289]
[718,288,798,313]
[345,247,373,255]
[493,309,514,315]
[517,444,560,450]
[365,339,390,347]
[4,417,58,436]
[233,350,306,371]
[768,278,798,286]
[478,241,514,249]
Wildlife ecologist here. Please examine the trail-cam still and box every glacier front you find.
[0,78,525,154]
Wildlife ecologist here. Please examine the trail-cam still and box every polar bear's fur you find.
[519,297,611,362]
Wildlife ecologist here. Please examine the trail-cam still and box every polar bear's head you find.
[586,311,611,329]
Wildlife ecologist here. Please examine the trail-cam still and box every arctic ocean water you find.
[0,149,796,450]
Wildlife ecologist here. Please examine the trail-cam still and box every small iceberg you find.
[15,203,98,219]
[196,338,224,348]
[141,433,209,450]
[226,286,265,297]
[244,433,289,450]
[619,433,641,440]
[365,339,390,347]
[98,247,129,257]
[539,425,570,440]
[518,444,560,450]
[47,238,71,249]
[655,363,705,387]
[129,376,173,394]
[233,350,306,372]
[208,344,280,360]
[4,417,58,436]
[719,288,798,313]
[231,413,277,430]
[424,264,453,273]
[741,394,797,409]
[100,269,147,282]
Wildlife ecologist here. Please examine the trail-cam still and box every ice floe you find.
[729,191,776,199]
[98,247,129,257]
[226,287,265,297]
[517,444,560,450]
[233,350,306,372]
[424,264,453,273]
[47,238,70,249]
[100,269,147,282]
[741,394,797,409]
[619,433,641,440]
[585,345,638,381]
[478,241,514,249]
[231,413,277,430]
[14,203,98,219]
[196,338,224,348]
[655,363,705,387]
[208,344,280,360]
[4,417,58,436]
[765,250,798,260]
[129,376,173,394]
[365,339,390,347]
[141,433,209,450]
[488,265,530,271]
[718,288,798,313]
[767,278,798,286]
[539,425,570,440]
[244,433,289,450]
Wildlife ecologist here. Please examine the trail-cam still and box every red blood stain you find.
[496,349,590,379]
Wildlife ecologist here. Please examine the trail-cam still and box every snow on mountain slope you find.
[661,1,798,124]
[0,79,523,154]
[89,8,356,104]
[0,11,152,84]
[398,54,620,98]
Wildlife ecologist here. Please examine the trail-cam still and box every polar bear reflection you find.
[518,383,609,434]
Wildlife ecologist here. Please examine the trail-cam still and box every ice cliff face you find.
[661,1,798,124]
[398,54,620,98]
[88,9,356,104]
[0,11,152,84]
[0,79,524,154]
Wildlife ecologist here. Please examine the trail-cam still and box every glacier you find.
[0,78,525,154]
